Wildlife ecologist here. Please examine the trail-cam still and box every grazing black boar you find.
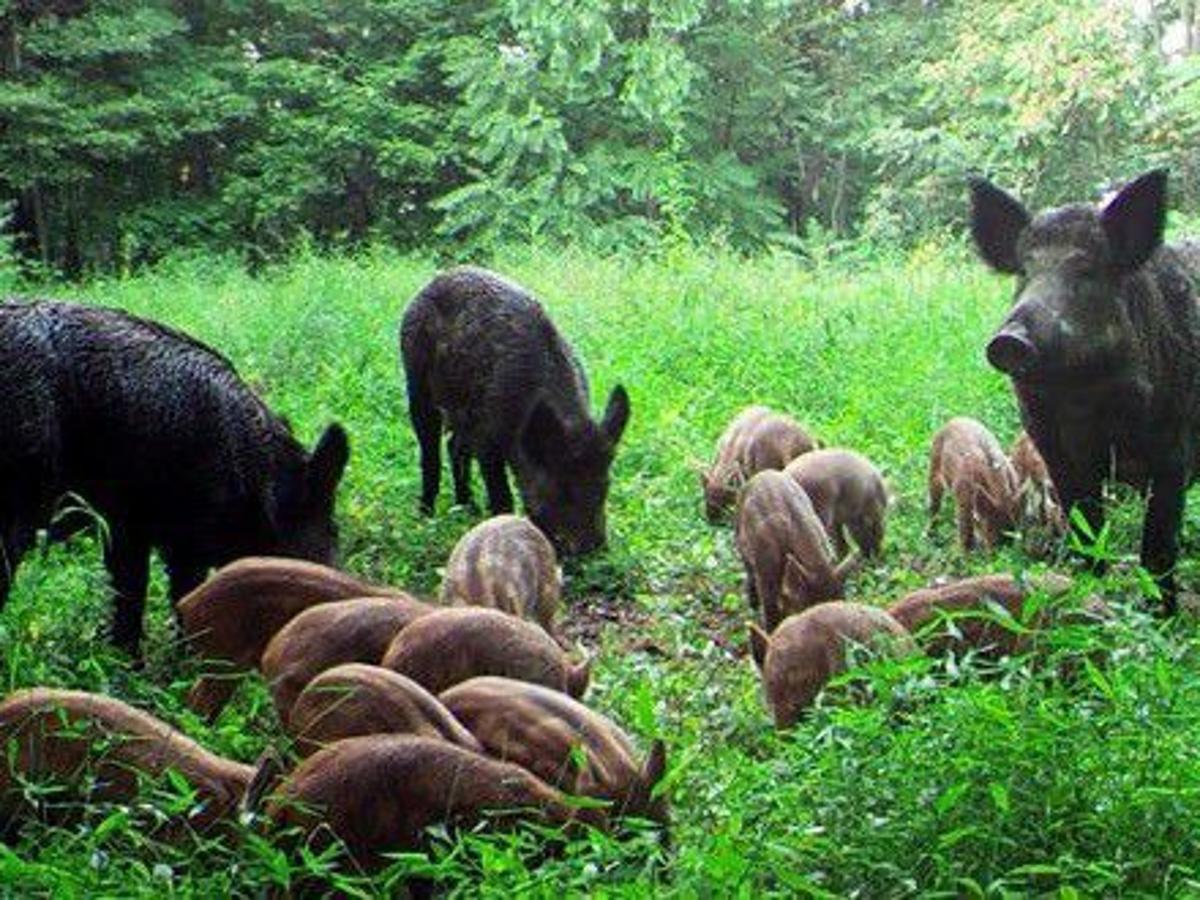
[266,734,605,873]
[440,676,669,824]
[177,557,403,721]
[928,417,1021,552]
[259,594,434,724]
[380,607,591,698]
[747,602,914,729]
[1010,430,1065,531]
[0,688,256,840]
[440,514,561,633]
[735,470,859,633]
[400,267,630,556]
[700,406,817,523]
[970,170,1200,613]
[0,300,350,658]
[288,664,482,758]
[783,448,888,558]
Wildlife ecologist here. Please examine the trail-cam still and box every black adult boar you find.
[970,170,1200,613]
[400,267,630,556]
[0,299,350,655]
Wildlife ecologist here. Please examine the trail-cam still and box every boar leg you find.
[1142,467,1187,616]
[853,515,884,559]
[0,520,35,609]
[448,433,476,510]
[105,529,151,658]
[927,471,944,520]
[407,376,443,514]
[479,448,514,514]
[164,550,209,621]
[953,483,976,551]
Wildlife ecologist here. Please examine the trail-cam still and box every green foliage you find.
[4,249,1200,894]
[4,0,1200,272]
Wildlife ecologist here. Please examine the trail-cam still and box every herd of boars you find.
[0,170,1194,874]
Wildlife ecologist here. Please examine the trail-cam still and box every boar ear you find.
[601,385,630,445]
[1102,169,1167,273]
[521,400,567,466]
[567,656,592,699]
[969,176,1030,275]
[241,747,286,817]
[308,424,350,503]
[747,622,769,669]
[642,739,667,787]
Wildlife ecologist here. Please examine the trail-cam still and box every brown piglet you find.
[0,688,258,839]
[784,448,888,558]
[928,417,1021,551]
[259,594,434,725]
[266,734,605,873]
[748,602,914,729]
[701,406,817,523]
[1010,430,1066,531]
[440,676,669,825]
[887,573,1108,660]
[735,470,859,632]
[178,556,404,721]
[380,607,591,698]
[440,515,561,633]
[288,663,482,758]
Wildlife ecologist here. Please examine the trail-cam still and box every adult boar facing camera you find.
[400,267,630,557]
[970,170,1200,613]
[0,299,350,657]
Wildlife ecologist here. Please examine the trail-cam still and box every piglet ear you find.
[308,423,350,506]
[969,176,1030,275]
[521,399,567,467]
[601,385,630,445]
[642,739,667,787]
[567,656,592,699]
[747,622,769,670]
[1102,169,1167,273]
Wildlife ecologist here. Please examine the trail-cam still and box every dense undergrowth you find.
[2,245,1200,896]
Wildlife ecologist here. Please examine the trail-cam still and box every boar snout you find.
[537,513,606,557]
[987,325,1037,377]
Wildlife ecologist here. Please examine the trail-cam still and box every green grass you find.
[4,244,1200,896]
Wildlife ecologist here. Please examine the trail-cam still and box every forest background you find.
[4,0,1200,279]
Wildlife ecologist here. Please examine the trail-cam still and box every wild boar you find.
[887,573,1109,660]
[783,448,888,558]
[177,557,403,721]
[260,594,435,725]
[0,300,350,659]
[970,170,1200,613]
[1010,430,1065,531]
[700,405,817,523]
[747,602,915,729]
[735,470,859,633]
[266,734,605,873]
[288,664,482,758]
[0,688,255,839]
[928,417,1021,552]
[440,676,668,824]
[440,515,561,633]
[400,267,630,556]
[380,607,591,699]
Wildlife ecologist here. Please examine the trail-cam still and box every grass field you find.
[3,245,1200,896]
